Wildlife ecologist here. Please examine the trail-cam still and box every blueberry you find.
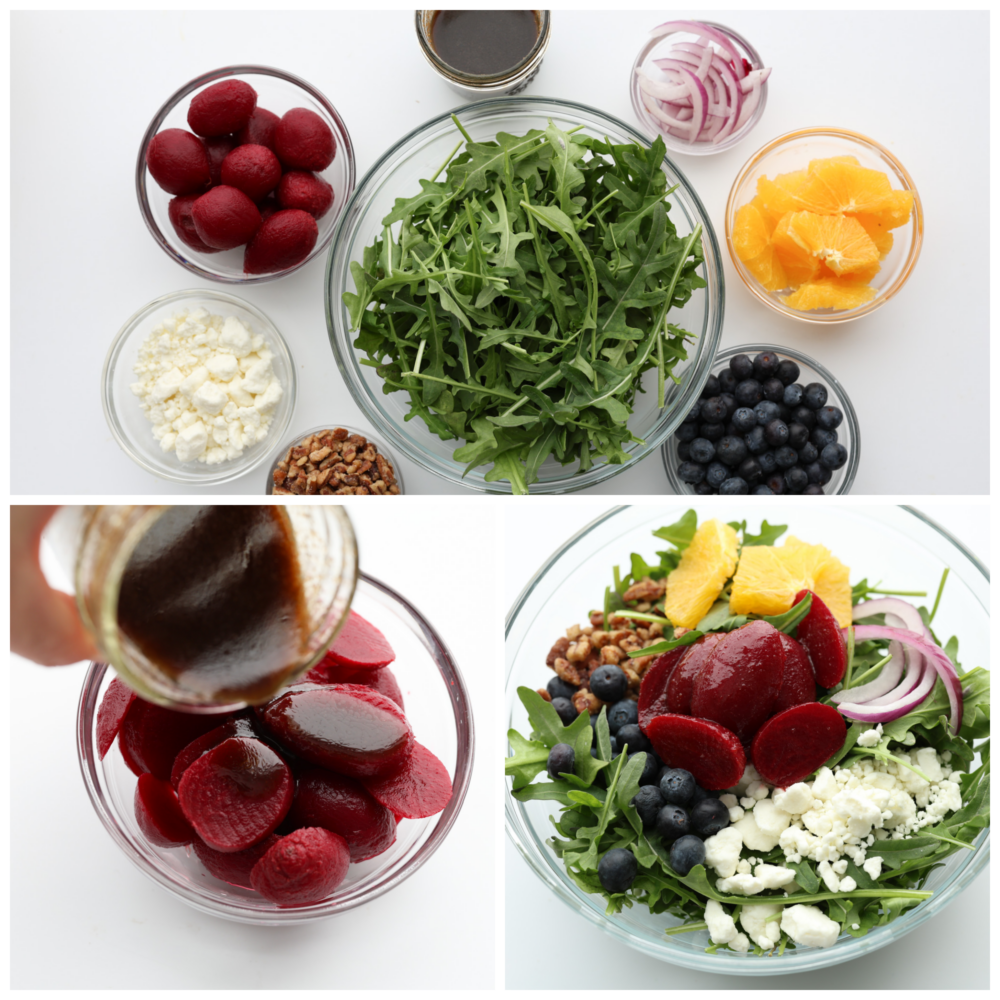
[799,441,819,464]
[737,457,762,485]
[820,442,848,470]
[734,378,764,407]
[689,438,715,464]
[753,351,780,379]
[616,723,650,754]
[693,481,714,495]
[690,797,730,837]
[547,677,576,701]
[803,383,828,409]
[669,834,707,876]
[700,422,725,442]
[706,461,729,488]
[764,419,789,447]
[816,406,844,430]
[776,359,801,385]
[811,427,838,450]
[744,425,767,455]
[631,785,665,828]
[766,473,786,494]
[732,407,757,433]
[774,446,799,469]
[786,422,809,450]
[590,665,628,702]
[724,421,739,437]
[700,397,726,423]
[752,484,775,495]
[729,353,754,380]
[608,734,619,756]
[700,374,721,399]
[607,699,639,734]
[683,404,701,425]
[718,368,737,393]
[690,784,715,806]
[757,450,778,475]
[659,768,696,806]
[802,484,825,495]
[677,441,691,461]
[784,466,809,493]
[677,461,706,485]
[719,477,748,495]
[633,750,662,787]
[655,804,690,842]
[547,742,575,780]
[550,697,578,726]
[675,422,698,443]
[753,400,781,425]
[762,377,785,403]
[716,436,747,467]
[720,393,738,419]
[598,848,638,893]
[806,461,833,486]
[783,383,804,408]
[793,405,817,430]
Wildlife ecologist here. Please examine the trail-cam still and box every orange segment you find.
[807,154,859,174]
[664,520,739,629]
[750,195,777,237]
[732,203,772,261]
[742,243,789,292]
[854,213,894,256]
[755,170,810,223]
[863,189,914,230]
[785,212,879,276]
[781,278,877,311]
[771,212,822,285]
[797,160,894,215]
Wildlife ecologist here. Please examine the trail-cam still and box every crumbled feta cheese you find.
[856,724,883,748]
[817,860,841,892]
[704,826,743,879]
[728,805,746,823]
[781,904,841,949]
[811,767,839,801]
[719,793,738,809]
[831,859,848,876]
[740,796,756,809]
[716,873,765,896]
[851,923,860,930]
[739,903,783,945]
[736,858,752,875]
[839,876,857,892]
[772,782,813,815]
[729,933,750,953]
[753,864,796,890]
[734,811,782,852]
[704,900,737,944]
[746,780,770,801]
[862,856,884,880]
[753,799,793,839]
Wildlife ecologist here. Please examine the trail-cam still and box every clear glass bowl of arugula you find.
[325,97,724,494]
[505,505,989,974]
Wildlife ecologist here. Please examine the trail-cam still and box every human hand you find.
[10,506,100,666]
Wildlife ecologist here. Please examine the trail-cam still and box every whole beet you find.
[274,108,336,171]
[277,171,334,218]
[188,79,257,137]
[146,128,211,196]
[221,144,282,202]
[191,185,263,250]
[243,209,318,274]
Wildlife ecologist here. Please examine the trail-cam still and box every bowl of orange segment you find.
[726,128,923,322]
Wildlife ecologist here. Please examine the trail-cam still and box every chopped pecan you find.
[572,688,602,716]
[631,654,654,674]
[589,611,604,628]
[536,688,552,703]
[566,624,582,641]
[622,577,665,603]
[546,637,571,667]
[566,638,591,663]
[554,656,587,687]
[589,629,610,648]
[600,645,624,665]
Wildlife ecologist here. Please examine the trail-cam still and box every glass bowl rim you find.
[325,94,725,494]
[135,63,357,285]
[77,569,476,924]
[629,19,769,157]
[660,342,861,495]
[505,504,989,974]
[724,126,924,324]
[101,287,298,486]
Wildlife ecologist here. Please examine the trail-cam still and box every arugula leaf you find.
[695,600,747,633]
[517,685,589,748]
[505,729,549,790]
[742,520,788,547]
[651,510,698,550]
[761,592,813,635]
[631,629,703,659]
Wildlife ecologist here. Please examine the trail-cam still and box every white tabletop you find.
[503,503,989,988]
[10,9,989,495]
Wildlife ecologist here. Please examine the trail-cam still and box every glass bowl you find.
[78,571,475,925]
[630,20,768,157]
[325,96,724,494]
[505,504,989,974]
[726,128,923,323]
[661,343,860,495]
[137,65,355,283]
[102,288,296,486]
[264,423,406,495]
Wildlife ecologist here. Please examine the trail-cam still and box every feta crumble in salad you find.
[506,512,989,955]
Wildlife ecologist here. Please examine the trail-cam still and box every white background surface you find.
[10,9,990,495]
[10,503,498,989]
[504,502,990,989]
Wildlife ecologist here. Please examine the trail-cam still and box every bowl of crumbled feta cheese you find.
[505,505,989,975]
[103,288,296,485]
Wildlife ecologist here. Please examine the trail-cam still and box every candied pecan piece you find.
[600,645,624,665]
[622,577,665,603]
[572,688,602,716]
[545,636,570,667]
[553,657,586,687]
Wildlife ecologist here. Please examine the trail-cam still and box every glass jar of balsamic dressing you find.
[69,505,357,712]
[415,10,551,99]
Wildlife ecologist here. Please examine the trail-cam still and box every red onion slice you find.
[834,656,936,724]
[853,598,929,637]
[864,645,925,706]
[830,639,904,704]
[649,20,747,77]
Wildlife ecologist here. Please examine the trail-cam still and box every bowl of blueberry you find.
[662,344,859,495]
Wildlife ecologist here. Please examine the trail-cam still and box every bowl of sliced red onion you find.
[630,20,770,156]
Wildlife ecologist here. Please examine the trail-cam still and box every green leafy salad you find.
[506,513,990,955]
[344,119,706,493]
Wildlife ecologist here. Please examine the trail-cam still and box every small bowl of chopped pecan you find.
[266,424,404,495]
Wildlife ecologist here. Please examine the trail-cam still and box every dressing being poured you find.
[116,506,309,704]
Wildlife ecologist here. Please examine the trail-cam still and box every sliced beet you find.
[193,833,281,889]
[119,699,236,780]
[751,702,847,787]
[645,714,746,790]
[362,741,453,819]
[637,647,688,731]
[773,633,817,714]
[177,737,293,852]
[690,620,785,743]
[665,633,725,715]
[119,734,145,777]
[169,712,257,789]
[794,589,847,688]
[250,827,351,905]
[304,660,405,712]
[324,610,396,671]
[256,683,412,779]
[134,773,196,847]
[97,676,136,760]
[285,767,396,861]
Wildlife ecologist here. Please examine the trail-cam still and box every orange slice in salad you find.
[755,170,810,223]
[664,520,739,629]
[771,212,822,286]
[784,212,880,276]
[732,202,772,261]
[781,277,877,311]
[797,160,894,215]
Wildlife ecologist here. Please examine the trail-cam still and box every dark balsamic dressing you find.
[430,9,539,76]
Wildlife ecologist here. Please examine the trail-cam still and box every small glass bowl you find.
[103,288,296,486]
[265,423,406,495]
[661,344,860,495]
[137,65,355,283]
[630,21,768,156]
[726,128,923,323]
[77,572,475,925]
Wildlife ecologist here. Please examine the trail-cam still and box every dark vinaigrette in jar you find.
[430,10,539,76]
[116,506,309,703]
